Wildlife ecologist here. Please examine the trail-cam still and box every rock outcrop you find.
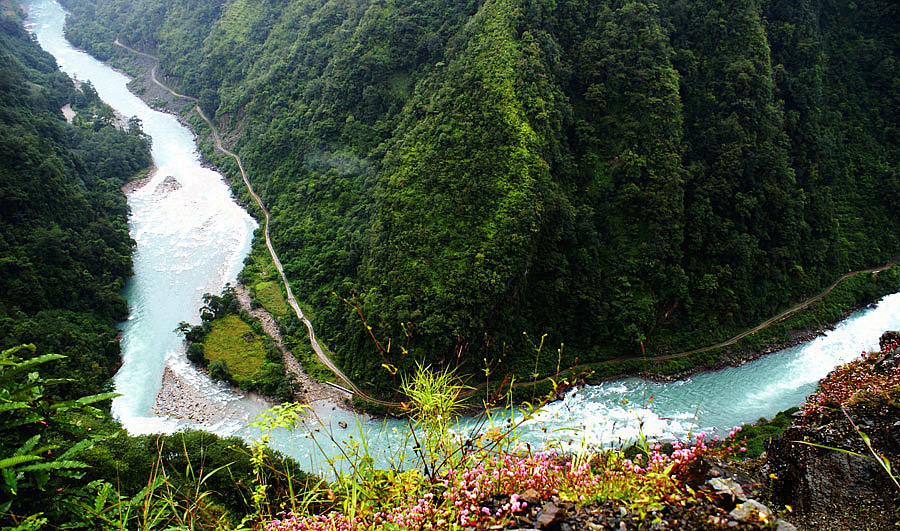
[763,332,900,518]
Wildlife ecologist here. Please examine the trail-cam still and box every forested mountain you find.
[60,0,900,394]
[0,7,151,398]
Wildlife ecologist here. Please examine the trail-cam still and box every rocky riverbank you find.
[758,331,900,529]
[153,366,235,424]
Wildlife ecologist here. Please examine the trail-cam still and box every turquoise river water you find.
[25,0,900,474]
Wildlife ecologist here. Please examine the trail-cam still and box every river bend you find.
[24,0,900,472]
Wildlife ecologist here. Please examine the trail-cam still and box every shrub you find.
[209,359,229,382]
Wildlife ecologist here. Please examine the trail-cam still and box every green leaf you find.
[48,400,77,411]
[0,353,66,385]
[75,391,121,406]
[0,402,30,414]
[0,455,41,470]
[0,344,36,363]
[92,480,112,513]
[59,437,102,461]
[794,440,870,460]
[3,512,47,531]
[860,431,871,446]
[19,460,88,473]
[14,435,42,456]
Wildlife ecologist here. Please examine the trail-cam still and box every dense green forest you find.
[60,0,900,395]
[0,7,151,398]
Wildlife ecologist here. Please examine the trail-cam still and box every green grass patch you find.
[202,314,266,382]
[240,245,291,319]
[182,289,293,398]
[242,247,278,285]
[253,280,287,318]
[734,408,798,458]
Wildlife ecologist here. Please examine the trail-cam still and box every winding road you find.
[505,257,899,391]
[658,259,898,360]
[114,40,401,408]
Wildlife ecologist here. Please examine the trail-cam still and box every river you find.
[25,0,267,436]
[24,0,900,473]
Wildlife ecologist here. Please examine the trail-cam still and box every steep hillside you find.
[60,0,900,395]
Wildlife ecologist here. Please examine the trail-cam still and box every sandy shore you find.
[121,164,156,195]
[153,366,234,424]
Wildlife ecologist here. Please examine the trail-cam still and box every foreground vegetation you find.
[0,344,317,529]
[258,368,768,531]
[4,342,771,530]
[60,0,900,397]
[8,327,899,529]
[9,324,900,530]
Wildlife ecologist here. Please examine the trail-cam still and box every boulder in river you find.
[154,175,181,195]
